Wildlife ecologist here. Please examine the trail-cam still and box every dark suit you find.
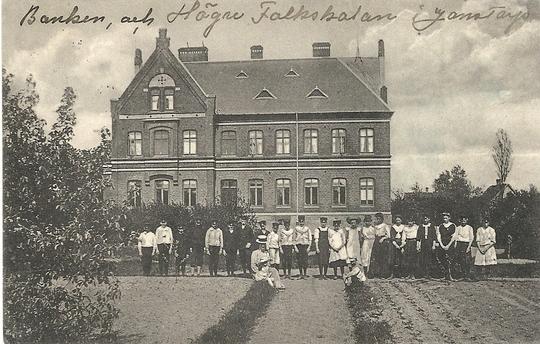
[417,223,437,278]
[238,224,254,273]
[224,229,240,275]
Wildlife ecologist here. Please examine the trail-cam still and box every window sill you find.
[359,204,375,207]
[304,205,320,209]
[276,206,291,209]
[331,205,348,208]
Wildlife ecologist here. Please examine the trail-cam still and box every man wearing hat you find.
[251,235,285,290]
[223,222,240,276]
[189,218,206,277]
[155,220,173,276]
[238,219,254,276]
[205,220,223,277]
[138,224,157,276]
[174,225,189,277]
[314,217,330,279]
[295,215,312,279]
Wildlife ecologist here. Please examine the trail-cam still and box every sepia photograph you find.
[2,0,539,343]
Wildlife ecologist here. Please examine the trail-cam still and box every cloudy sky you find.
[3,0,539,191]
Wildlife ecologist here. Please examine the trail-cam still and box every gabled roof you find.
[184,57,391,115]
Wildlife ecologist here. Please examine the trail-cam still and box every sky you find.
[3,0,539,192]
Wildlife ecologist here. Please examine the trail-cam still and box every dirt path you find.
[370,279,540,344]
[248,269,355,344]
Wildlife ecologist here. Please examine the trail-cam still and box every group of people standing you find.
[137,212,498,284]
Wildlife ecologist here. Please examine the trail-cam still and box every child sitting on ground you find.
[343,257,367,287]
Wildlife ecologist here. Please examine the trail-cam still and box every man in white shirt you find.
[155,220,173,276]
[138,224,157,276]
[295,216,312,279]
[205,220,223,277]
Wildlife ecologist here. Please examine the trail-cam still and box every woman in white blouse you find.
[328,219,348,279]
[475,218,497,279]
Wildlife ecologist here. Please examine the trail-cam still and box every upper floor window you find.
[304,129,318,154]
[249,179,263,207]
[360,128,374,153]
[127,180,142,207]
[360,178,375,206]
[249,130,263,156]
[332,178,347,206]
[128,131,142,156]
[149,74,175,112]
[276,179,291,207]
[155,180,170,205]
[183,179,197,207]
[276,129,290,155]
[332,129,346,154]
[221,131,237,156]
[154,130,169,156]
[221,179,238,205]
[304,178,319,205]
[183,130,197,155]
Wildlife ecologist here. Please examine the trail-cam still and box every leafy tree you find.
[3,68,121,342]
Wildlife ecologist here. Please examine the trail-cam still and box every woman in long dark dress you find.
[314,217,330,279]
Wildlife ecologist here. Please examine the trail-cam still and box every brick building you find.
[104,29,394,227]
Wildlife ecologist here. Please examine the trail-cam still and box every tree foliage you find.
[491,129,513,184]
[3,68,121,342]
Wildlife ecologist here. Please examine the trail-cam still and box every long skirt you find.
[360,238,375,270]
[403,240,418,276]
[475,245,497,266]
[269,247,280,265]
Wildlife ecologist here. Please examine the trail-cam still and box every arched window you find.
[127,180,142,207]
[221,131,237,156]
[249,179,263,206]
[360,128,374,153]
[221,179,238,205]
[276,129,290,155]
[183,179,197,206]
[155,180,170,205]
[304,129,318,154]
[332,178,347,206]
[360,178,375,205]
[249,130,263,156]
[154,130,169,156]
[304,178,319,205]
[128,131,142,156]
[276,179,291,207]
[183,130,197,155]
[148,74,176,111]
[332,129,346,154]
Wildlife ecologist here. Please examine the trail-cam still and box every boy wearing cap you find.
[138,224,157,276]
[417,215,437,279]
[267,222,281,270]
[314,217,330,279]
[205,220,223,277]
[279,218,296,279]
[251,235,285,290]
[295,216,312,279]
[223,222,240,276]
[189,218,206,277]
[238,219,254,276]
[174,225,189,276]
[156,220,174,276]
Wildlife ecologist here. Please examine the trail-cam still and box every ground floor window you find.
[155,180,170,205]
[183,179,197,206]
[127,180,142,207]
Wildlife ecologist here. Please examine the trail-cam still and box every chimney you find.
[380,86,388,103]
[496,178,502,185]
[312,42,330,57]
[156,28,170,49]
[378,39,385,88]
[178,46,208,62]
[250,45,263,59]
[134,48,142,74]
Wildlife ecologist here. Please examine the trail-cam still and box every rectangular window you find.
[332,178,347,206]
[183,130,197,155]
[221,131,237,156]
[155,180,170,205]
[221,179,238,205]
[304,129,318,154]
[249,179,263,207]
[127,180,142,207]
[304,178,319,205]
[360,128,374,153]
[332,129,346,154]
[154,130,169,156]
[151,89,160,111]
[276,129,290,155]
[165,89,174,110]
[276,179,290,207]
[183,179,197,206]
[360,178,375,205]
[128,131,142,156]
[249,130,263,155]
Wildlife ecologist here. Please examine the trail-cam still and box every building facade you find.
[104,29,394,227]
